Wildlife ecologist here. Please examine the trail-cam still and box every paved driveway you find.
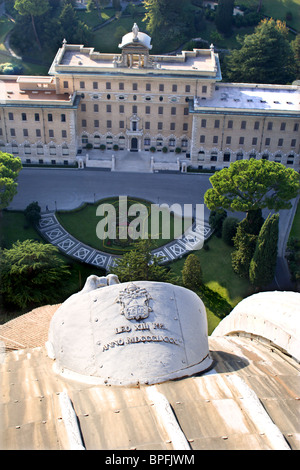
[9,168,214,217]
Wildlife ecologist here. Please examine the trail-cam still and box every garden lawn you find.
[56,198,191,254]
[170,236,252,334]
[289,200,300,239]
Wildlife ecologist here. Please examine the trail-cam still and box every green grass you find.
[170,236,252,334]
[56,197,191,254]
[289,200,300,239]
[261,0,300,30]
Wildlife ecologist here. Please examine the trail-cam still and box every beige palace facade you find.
[0,24,299,171]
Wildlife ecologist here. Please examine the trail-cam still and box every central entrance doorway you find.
[130,137,138,152]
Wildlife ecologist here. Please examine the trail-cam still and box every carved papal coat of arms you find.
[116,283,152,321]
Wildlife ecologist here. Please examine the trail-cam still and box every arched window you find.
[49,145,56,155]
[62,144,69,156]
[37,144,44,155]
[169,138,175,147]
[24,144,31,154]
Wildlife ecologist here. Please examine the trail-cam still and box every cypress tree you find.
[182,254,203,291]
[249,213,279,288]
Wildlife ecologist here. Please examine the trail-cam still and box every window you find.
[213,136,218,144]
[145,121,150,129]
[223,152,230,162]
[226,136,231,145]
[228,120,233,129]
[81,103,86,112]
[8,112,13,120]
[265,137,271,146]
[202,85,207,94]
[172,84,177,92]
[201,119,206,128]
[106,82,111,90]
[24,144,31,154]
[106,104,111,112]
[158,106,163,115]
[133,83,138,91]
[144,138,151,146]
[182,139,188,147]
[280,122,286,131]
[22,113,27,121]
[62,144,69,156]
[35,113,40,122]
[51,160,56,165]
[107,120,112,128]
[49,130,54,138]
[37,145,44,155]
[80,81,85,89]
[119,82,124,90]
[239,137,244,145]
[64,81,68,89]
[184,107,189,115]
[94,104,99,112]
[254,121,260,130]
[267,122,273,131]
[82,119,87,127]
[171,107,176,115]
[48,113,53,122]
[169,138,175,147]
[183,123,188,131]
[200,135,205,143]
[159,84,164,92]
[82,135,88,144]
[291,139,296,147]
[170,122,175,131]
[50,145,56,155]
[94,120,99,128]
[241,120,246,130]
[294,123,299,132]
[10,128,15,137]
[158,122,163,130]
[146,83,151,91]
[236,152,243,160]
[252,137,258,145]
[36,129,41,137]
[132,105,137,114]
[278,138,283,146]
[119,120,124,129]
[145,106,151,114]
[185,85,190,93]
[23,129,28,137]
[61,114,66,122]
[93,82,98,90]
[214,119,220,128]
[210,153,217,162]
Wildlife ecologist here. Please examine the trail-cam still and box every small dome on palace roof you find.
[119,23,152,50]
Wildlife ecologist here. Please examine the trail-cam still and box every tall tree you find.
[224,19,297,84]
[14,0,49,51]
[204,159,300,222]
[0,240,70,308]
[112,238,175,283]
[143,0,189,41]
[215,0,234,37]
[249,213,279,287]
[0,152,22,214]
[232,218,259,279]
[182,254,203,291]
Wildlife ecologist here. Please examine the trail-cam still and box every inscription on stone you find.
[103,321,181,352]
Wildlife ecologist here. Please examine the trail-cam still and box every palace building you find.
[0,24,299,171]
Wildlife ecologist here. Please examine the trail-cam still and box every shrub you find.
[222,217,239,246]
